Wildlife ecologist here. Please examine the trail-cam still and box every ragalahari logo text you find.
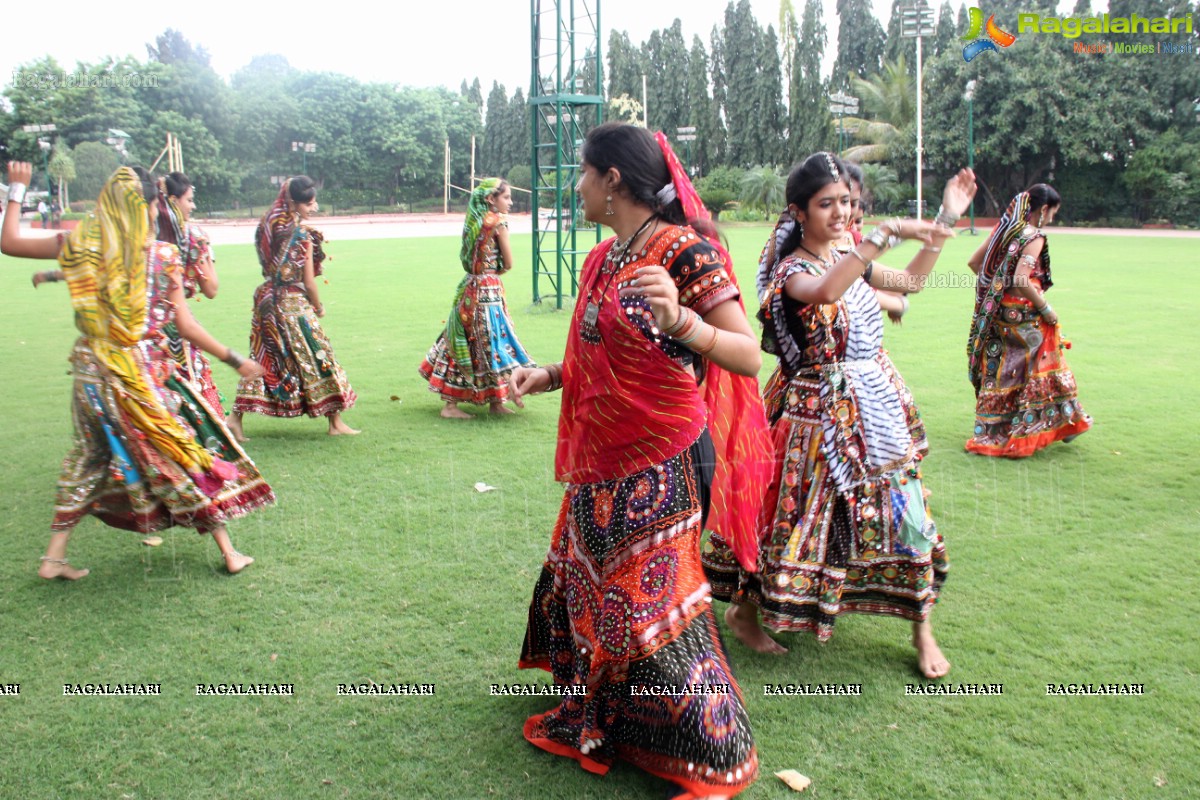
[962,7,1017,61]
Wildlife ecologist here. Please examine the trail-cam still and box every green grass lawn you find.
[0,225,1196,799]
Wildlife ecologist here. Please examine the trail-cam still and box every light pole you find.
[291,141,316,174]
[829,92,859,156]
[901,0,935,218]
[677,126,697,176]
[964,80,977,233]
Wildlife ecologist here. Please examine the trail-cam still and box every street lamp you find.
[677,126,697,176]
[901,0,935,218]
[291,141,316,174]
[829,92,859,156]
[964,80,977,233]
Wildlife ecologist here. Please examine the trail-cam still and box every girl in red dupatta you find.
[508,124,770,799]
[2,161,273,578]
[227,177,359,439]
[965,185,1091,457]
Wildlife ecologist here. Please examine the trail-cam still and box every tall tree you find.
[722,0,763,166]
[788,0,832,160]
[832,0,886,90]
[481,82,509,177]
[687,34,723,174]
[708,25,729,164]
[754,25,787,166]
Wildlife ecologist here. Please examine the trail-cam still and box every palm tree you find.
[858,163,903,214]
[738,166,785,218]
[841,57,914,163]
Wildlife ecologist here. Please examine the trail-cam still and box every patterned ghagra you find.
[54,241,274,533]
[520,226,758,799]
[419,211,534,405]
[703,254,947,640]
[234,224,357,418]
[965,226,1091,457]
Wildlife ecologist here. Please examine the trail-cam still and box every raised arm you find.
[2,162,62,260]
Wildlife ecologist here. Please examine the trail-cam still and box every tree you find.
[788,0,832,161]
[832,0,886,89]
[686,34,722,175]
[48,139,76,207]
[739,166,785,216]
[696,165,744,218]
[754,26,787,166]
[722,0,763,166]
[843,57,915,163]
[70,141,121,202]
[481,82,510,177]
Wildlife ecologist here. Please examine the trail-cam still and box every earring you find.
[1037,208,1046,228]
[605,195,614,216]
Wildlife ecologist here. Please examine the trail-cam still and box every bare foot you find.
[912,621,951,679]
[225,415,248,442]
[440,405,471,420]
[724,604,787,654]
[489,403,515,415]
[224,550,254,574]
[328,419,361,435]
[38,558,89,581]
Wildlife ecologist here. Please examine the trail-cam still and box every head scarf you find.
[58,167,219,477]
[461,178,502,270]
[156,185,185,248]
[967,191,1052,391]
[653,131,772,573]
[255,180,327,280]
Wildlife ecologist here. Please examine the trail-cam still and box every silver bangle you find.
[864,227,890,251]
[934,204,960,227]
[6,183,27,206]
[222,348,245,369]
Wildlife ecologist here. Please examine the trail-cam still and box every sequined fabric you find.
[703,255,947,640]
[419,212,535,405]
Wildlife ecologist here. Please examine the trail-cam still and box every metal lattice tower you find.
[530,0,603,308]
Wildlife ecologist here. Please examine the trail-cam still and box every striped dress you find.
[703,253,948,640]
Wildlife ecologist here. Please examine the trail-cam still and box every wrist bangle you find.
[692,326,720,355]
[544,363,563,392]
[900,295,910,315]
[862,262,874,283]
[662,306,690,336]
[934,205,960,227]
[222,348,245,369]
[6,183,27,206]
[864,226,890,252]
[920,245,942,253]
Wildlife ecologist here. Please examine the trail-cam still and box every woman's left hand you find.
[941,168,978,218]
[619,265,681,331]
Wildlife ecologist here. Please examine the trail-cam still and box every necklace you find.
[796,244,833,268]
[581,215,658,343]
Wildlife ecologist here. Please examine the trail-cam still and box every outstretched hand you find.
[941,168,977,218]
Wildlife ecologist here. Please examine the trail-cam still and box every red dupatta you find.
[554,132,771,572]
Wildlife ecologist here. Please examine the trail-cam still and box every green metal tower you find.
[530,0,603,308]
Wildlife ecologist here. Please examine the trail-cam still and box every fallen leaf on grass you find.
[775,770,812,792]
[321,778,333,785]
[474,482,497,493]
[141,536,163,547]
[390,395,401,402]
[1112,451,1122,456]
[270,653,278,662]
[1154,776,1167,788]
[887,723,899,730]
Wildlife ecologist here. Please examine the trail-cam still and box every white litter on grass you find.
[474,482,497,493]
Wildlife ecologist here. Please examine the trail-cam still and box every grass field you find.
[0,224,1196,799]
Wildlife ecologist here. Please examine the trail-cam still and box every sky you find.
[1,0,912,99]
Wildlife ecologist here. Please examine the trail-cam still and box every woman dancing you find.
[419,178,535,418]
[704,153,976,679]
[227,176,358,439]
[508,123,770,798]
[3,162,273,578]
[964,185,1091,457]
[154,172,225,412]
